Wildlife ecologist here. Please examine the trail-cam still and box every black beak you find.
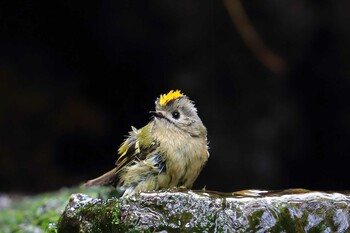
[150,111,165,119]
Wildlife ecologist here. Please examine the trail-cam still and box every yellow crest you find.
[159,90,184,106]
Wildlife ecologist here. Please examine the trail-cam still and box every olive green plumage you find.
[85,90,209,197]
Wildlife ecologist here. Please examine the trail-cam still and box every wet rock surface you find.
[58,189,350,232]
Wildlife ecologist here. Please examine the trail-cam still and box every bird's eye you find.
[172,111,180,119]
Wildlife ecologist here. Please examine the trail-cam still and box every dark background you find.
[1,0,349,194]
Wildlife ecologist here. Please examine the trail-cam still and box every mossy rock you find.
[1,187,349,232]
[57,189,350,233]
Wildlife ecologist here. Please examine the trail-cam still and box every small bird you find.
[84,90,209,197]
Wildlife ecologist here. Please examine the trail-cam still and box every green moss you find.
[57,194,133,233]
[270,205,305,233]
[0,186,114,233]
[247,208,265,231]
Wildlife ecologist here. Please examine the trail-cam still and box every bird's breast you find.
[153,127,208,187]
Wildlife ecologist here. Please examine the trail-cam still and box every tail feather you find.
[83,168,118,187]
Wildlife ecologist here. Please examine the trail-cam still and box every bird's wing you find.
[115,123,158,174]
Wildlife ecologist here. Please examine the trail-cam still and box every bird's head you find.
[152,90,207,137]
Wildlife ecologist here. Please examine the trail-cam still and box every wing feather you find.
[84,122,158,187]
[115,122,158,174]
